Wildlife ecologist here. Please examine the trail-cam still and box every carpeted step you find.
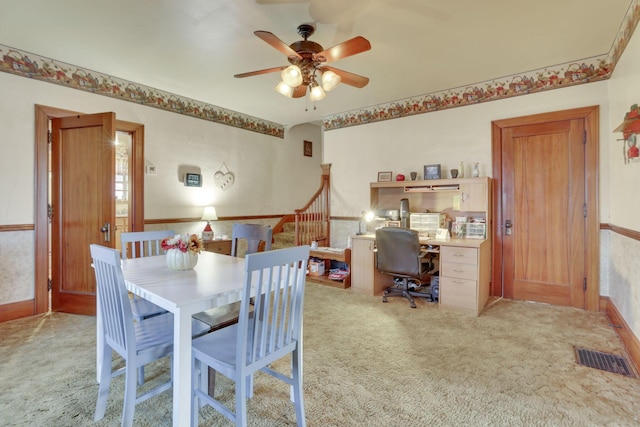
[282,222,296,233]
[272,229,296,249]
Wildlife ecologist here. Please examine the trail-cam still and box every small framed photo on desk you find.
[424,164,441,180]
[377,171,392,182]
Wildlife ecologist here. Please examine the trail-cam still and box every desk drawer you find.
[441,246,478,265]
[441,262,478,281]
[203,240,231,255]
[440,277,477,311]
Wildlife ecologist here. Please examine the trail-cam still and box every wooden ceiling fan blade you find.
[321,66,369,88]
[254,31,302,60]
[234,66,285,78]
[292,84,308,98]
[314,36,371,63]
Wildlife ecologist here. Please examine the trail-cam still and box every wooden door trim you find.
[35,105,80,314]
[116,120,145,232]
[34,105,145,315]
[491,106,600,311]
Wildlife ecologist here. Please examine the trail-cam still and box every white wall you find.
[0,71,321,305]
[324,83,610,219]
[324,71,612,292]
[607,25,640,336]
[325,85,613,252]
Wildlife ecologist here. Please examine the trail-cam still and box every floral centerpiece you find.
[161,234,203,270]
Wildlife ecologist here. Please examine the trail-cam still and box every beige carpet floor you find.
[1,282,640,426]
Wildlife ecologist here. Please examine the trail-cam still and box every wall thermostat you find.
[184,173,202,187]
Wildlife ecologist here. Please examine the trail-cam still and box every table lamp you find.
[201,206,218,241]
[357,210,375,235]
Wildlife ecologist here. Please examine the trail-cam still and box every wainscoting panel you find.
[0,229,35,304]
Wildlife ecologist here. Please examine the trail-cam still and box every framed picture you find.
[377,171,392,182]
[424,164,441,180]
[303,140,313,157]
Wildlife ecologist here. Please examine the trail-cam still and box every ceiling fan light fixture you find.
[321,70,341,92]
[275,81,294,98]
[309,84,326,101]
[281,65,303,87]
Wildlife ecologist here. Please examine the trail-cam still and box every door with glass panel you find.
[49,114,144,315]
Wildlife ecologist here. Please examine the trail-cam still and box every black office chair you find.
[375,227,433,308]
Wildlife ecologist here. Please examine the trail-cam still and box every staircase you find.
[272,221,297,250]
[272,164,331,249]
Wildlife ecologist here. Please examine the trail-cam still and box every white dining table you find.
[121,250,247,427]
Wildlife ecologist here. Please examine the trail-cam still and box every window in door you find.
[115,131,132,253]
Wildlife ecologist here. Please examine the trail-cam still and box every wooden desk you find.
[351,234,490,315]
[121,251,246,426]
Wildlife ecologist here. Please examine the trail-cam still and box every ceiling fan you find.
[234,23,371,101]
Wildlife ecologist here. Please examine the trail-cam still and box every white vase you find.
[166,249,198,271]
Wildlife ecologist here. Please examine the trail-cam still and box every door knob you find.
[505,220,512,236]
[100,222,111,242]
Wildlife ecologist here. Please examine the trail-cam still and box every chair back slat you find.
[121,230,175,259]
[238,246,309,367]
[90,244,134,355]
[231,223,273,257]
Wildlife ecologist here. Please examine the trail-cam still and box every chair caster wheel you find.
[410,302,417,308]
[382,296,388,303]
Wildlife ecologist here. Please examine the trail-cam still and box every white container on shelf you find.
[410,213,446,237]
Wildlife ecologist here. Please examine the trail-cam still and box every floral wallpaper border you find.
[322,0,640,131]
[0,45,285,138]
[1,1,638,135]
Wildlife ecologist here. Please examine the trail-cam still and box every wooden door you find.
[492,106,600,310]
[51,113,116,315]
[503,119,585,306]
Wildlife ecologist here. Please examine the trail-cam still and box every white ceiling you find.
[0,0,634,128]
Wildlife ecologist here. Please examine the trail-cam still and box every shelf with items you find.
[372,178,488,211]
[306,247,351,289]
[370,177,491,236]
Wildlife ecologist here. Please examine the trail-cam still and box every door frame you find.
[490,105,600,311]
[34,105,145,315]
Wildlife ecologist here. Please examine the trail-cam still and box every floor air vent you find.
[575,347,635,377]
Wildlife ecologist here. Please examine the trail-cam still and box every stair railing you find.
[294,164,331,246]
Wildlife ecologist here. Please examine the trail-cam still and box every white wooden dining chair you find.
[191,245,310,427]
[230,223,273,257]
[193,223,273,395]
[91,244,174,427]
[121,229,174,321]
[193,223,272,330]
